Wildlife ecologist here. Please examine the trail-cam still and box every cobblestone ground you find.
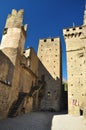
[0,112,54,130]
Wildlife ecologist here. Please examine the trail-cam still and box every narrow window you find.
[44,39,47,42]
[79,27,82,29]
[47,92,51,96]
[3,28,8,35]
[73,28,76,30]
[23,50,25,53]
[66,29,69,31]
[78,32,82,36]
[51,38,54,41]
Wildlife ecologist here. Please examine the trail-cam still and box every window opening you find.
[73,28,76,30]
[47,92,51,96]
[44,39,47,42]
[66,29,69,31]
[51,38,54,41]
[79,27,82,29]
[3,28,8,35]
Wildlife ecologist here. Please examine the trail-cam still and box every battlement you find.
[5,9,24,28]
[63,26,83,39]
[39,37,60,43]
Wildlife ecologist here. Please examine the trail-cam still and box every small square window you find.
[73,28,76,30]
[3,28,8,35]
[66,29,69,31]
[44,39,47,42]
[79,27,82,29]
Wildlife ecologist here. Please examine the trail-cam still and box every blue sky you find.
[0,0,85,80]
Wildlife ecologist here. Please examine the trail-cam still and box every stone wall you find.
[0,51,15,119]
[0,9,28,119]
[37,37,62,111]
[19,48,39,93]
[5,9,24,28]
[0,9,62,119]
[63,25,86,115]
[38,56,62,112]
[38,38,62,80]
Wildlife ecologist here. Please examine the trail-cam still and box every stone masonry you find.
[38,38,62,111]
[38,38,62,80]
[0,9,62,119]
[63,8,86,116]
[1,6,86,120]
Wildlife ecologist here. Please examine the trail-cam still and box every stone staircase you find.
[8,92,27,117]
[8,80,45,117]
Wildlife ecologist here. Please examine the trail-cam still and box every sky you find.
[0,0,85,80]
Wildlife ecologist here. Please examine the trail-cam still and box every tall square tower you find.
[38,37,62,80]
[63,8,86,115]
[37,37,62,111]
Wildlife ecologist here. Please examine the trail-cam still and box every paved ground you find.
[0,112,86,130]
[51,114,86,130]
[0,112,54,130]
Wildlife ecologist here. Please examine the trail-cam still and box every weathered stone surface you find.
[38,38,62,80]
[0,8,61,120]
[5,9,24,28]
[63,17,86,116]
[38,38,62,111]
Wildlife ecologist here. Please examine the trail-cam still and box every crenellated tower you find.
[37,37,62,111]
[38,37,62,80]
[63,7,86,115]
[0,9,27,65]
[0,9,28,119]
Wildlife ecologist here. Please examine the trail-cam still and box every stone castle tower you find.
[63,7,86,115]
[37,37,62,111]
[38,37,62,80]
[0,9,28,118]
[0,9,63,119]
[0,9,27,64]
